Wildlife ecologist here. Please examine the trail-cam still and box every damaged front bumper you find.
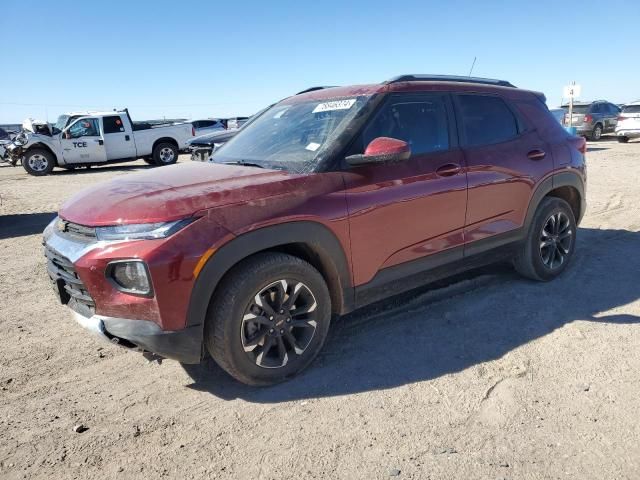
[72,312,202,363]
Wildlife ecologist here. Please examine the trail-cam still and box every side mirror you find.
[345,137,411,166]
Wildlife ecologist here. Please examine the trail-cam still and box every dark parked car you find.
[187,129,240,161]
[44,75,586,385]
[562,100,621,140]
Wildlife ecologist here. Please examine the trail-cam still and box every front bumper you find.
[189,146,212,162]
[43,218,211,364]
[72,312,202,363]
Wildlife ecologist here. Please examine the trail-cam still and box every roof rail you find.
[295,86,338,95]
[385,74,516,88]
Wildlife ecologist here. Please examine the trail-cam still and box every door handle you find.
[435,163,461,177]
[527,149,546,160]
[95,139,104,146]
[125,135,130,141]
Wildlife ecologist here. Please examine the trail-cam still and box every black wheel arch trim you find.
[525,171,586,228]
[185,221,354,332]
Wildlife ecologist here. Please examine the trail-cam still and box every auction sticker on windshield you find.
[312,99,356,113]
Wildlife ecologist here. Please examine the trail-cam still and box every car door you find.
[59,117,107,164]
[102,115,136,160]
[341,92,468,288]
[454,93,554,256]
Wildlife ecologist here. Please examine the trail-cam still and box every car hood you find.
[59,162,304,226]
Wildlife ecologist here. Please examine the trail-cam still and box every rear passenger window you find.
[359,95,450,155]
[103,115,125,134]
[457,95,519,146]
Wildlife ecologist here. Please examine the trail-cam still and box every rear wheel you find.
[205,252,331,386]
[514,197,576,281]
[152,142,178,165]
[617,136,629,143]
[590,124,603,141]
[23,149,55,176]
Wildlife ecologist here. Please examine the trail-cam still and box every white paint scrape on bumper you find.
[73,311,109,338]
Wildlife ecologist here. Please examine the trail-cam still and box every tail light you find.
[191,126,195,136]
[583,114,593,123]
[568,135,587,154]
[618,115,627,121]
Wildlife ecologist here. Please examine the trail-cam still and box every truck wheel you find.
[152,142,178,165]
[617,136,629,143]
[514,197,576,282]
[23,149,55,176]
[589,124,603,141]
[205,252,332,386]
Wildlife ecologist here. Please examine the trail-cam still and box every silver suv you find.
[562,100,621,140]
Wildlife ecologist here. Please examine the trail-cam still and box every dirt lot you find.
[1,138,639,480]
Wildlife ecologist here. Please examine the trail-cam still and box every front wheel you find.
[514,197,577,281]
[152,142,178,165]
[23,149,55,176]
[205,252,332,386]
[617,136,629,143]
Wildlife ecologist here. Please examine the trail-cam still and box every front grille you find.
[45,245,95,317]
[57,218,96,240]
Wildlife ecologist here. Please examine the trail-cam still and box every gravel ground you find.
[1,138,639,479]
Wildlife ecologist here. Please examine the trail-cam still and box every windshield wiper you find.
[221,160,265,169]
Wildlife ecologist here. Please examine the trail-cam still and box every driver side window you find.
[67,118,100,138]
[350,94,450,156]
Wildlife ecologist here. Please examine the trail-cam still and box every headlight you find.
[13,132,28,146]
[95,218,196,241]
[107,260,152,296]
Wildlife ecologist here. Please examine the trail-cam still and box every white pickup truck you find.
[3,109,194,176]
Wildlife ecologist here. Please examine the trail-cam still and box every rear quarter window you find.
[456,95,519,146]
[513,96,568,137]
[103,115,125,134]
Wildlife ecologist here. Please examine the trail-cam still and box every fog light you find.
[108,261,152,295]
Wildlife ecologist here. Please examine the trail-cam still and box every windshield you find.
[53,115,70,134]
[212,96,371,173]
[623,105,640,113]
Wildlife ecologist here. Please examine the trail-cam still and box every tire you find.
[617,136,629,143]
[514,197,577,282]
[22,149,55,176]
[205,252,332,386]
[152,142,178,166]
[589,124,603,141]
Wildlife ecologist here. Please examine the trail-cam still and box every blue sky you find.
[1,0,638,123]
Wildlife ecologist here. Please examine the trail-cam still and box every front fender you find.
[185,221,354,330]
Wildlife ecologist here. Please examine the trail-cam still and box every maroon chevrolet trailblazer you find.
[44,75,586,385]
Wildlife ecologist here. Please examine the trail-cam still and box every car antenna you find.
[468,56,477,76]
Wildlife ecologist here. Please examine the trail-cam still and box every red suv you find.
[44,75,586,385]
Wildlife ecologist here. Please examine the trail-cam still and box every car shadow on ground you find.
[0,212,57,239]
[51,164,155,175]
[184,227,640,402]
[587,147,609,152]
